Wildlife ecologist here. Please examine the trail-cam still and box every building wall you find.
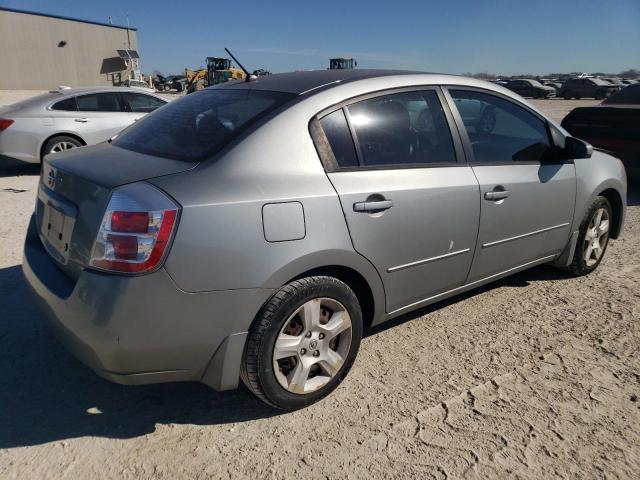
[0,10,138,89]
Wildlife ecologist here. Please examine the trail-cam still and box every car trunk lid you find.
[37,143,196,280]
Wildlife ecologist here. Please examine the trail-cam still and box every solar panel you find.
[117,49,140,59]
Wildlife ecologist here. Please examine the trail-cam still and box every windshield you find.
[529,80,544,87]
[114,88,296,161]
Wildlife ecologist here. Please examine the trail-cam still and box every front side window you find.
[449,89,552,163]
[343,90,457,167]
[114,89,295,161]
[76,93,125,112]
[122,93,167,113]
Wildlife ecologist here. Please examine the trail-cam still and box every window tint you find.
[319,109,358,168]
[345,90,457,167]
[114,89,295,162]
[76,93,125,112]
[123,93,167,113]
[450,90,552,163]
[51,97,77,111]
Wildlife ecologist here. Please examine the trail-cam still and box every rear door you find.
[74,92,132,144]
[314,88,481,314]
[444,88,575,282]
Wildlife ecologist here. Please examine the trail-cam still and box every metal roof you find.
[0,7,137,31]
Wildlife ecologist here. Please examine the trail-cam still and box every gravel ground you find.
[0,93,638,479]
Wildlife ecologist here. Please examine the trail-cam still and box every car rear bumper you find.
[22,215,273,390]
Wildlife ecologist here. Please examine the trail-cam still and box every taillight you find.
[89,183,179,274]
[0,119,14,131]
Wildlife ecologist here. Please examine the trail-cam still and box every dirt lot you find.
[0,94,638,479]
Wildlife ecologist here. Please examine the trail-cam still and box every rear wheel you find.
[565,196,612,276]
[241,276,362,410]
[43,135,82,159]
[563,91,572,100]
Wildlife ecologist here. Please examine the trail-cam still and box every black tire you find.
[563,91,572,100]
[241,276,363,410]
[595,90,605,100]
[42,135,82,160]
[564,196,612,276]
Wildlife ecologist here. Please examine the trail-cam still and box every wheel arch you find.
[263,250,387,328]
[39,132,86,162]
[598,187,624,239]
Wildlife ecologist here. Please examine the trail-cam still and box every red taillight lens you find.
[0,119,14,131]
[89,183,179,274]
[111,211,149,233]
[107,234,139,260]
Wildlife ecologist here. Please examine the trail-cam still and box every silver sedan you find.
[0,86,167,164]
[23,70,627,410]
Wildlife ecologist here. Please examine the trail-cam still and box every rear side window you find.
[77,93,125,112]
[51,97,77,111]
[345,90,457,167]
[450,89,552,163]
[319,110,358,168]
[122,93,167,113]
[114,89,296,161]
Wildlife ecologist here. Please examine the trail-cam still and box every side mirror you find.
[563,136,593,159]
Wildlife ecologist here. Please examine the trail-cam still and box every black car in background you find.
[558,78,621,100]
[154,75,186,92]
[562,84,640,178]
[505,79,556,98]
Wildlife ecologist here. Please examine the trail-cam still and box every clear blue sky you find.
[3,0,639,75]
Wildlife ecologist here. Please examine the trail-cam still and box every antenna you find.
[224,48,255,82]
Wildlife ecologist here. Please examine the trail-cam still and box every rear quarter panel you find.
[150,101,386,321]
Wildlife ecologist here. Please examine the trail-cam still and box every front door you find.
[445,88,576,282]
[317,89,481,313]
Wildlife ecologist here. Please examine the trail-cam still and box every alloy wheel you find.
[273,297,352,394]
[583,207,610,267]
[49,141,77,153]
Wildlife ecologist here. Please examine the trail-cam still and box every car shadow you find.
[0,264,280,449]
[366,263,572,338]
[0,158,40,178]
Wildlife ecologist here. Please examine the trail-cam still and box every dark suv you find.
[559,78,621,100]
[505,79,556,98]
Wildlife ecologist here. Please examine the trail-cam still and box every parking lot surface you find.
[0,97,638,479]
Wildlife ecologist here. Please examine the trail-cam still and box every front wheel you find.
[563,91,572,100]
[564,196,612,276]
[241,276,363,410]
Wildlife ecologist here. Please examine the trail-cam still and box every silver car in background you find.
[0,86,167,164]
[23,71,626,410]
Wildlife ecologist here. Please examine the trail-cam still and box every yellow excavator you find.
[185,57,246,94]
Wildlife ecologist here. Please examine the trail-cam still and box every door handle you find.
[74,118,89,123]
[484,189,510,201]
[353,199,393,212]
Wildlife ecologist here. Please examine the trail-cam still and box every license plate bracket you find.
[40,203,74,264]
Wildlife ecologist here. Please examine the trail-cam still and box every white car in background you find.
[0,87,167,164]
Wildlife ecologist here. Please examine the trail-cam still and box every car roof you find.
[51,86,153,96]
[217,69,423,95]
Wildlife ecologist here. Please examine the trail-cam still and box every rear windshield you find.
[114,89,296,161]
